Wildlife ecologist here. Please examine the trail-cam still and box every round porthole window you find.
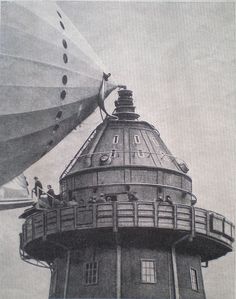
[60,21,65,30]
[57,11,62,18]
[62,39,67,49]
[56,111,62,120]
[62,75,67,85]
[60,90,66,100]
[63,53,68,63]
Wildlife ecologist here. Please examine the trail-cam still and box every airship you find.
[0,1,117,191]
[0,174,33,210]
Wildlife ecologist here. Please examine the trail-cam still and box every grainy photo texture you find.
[0,1,235,299]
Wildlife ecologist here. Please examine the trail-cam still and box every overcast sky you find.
[0,2,235,299]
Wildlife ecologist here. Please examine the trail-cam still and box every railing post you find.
[134,202,138,226]
[74,206,77,229]
[206,211,210,236]
[32,216,35,240]
[174,205,177,229]
[57,209,61,232]
[92,204,97,228]
[154,202,158,227]
[113,202,118,232]
[23,224,26,245]
[43,211,47,241]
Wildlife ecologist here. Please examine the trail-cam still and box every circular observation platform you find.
[20,202,234,263]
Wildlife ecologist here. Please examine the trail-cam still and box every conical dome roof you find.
[63,89,188,176]
[61,90,193,206]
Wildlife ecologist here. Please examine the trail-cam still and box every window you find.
[60,90,66,100]
[57,11,62,18]
[141,260,156,283]
[63,53,68,63]
[113,135,119,144]
[60,21,65,30]
[62,75,68,85]
[190,268,199,291]
[56,111,62,120]
[62,39,68,49]
[85,262,98,285]
[134,135,140,144]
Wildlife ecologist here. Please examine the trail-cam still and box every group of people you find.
[87,185,140,205]
[31,177,59,208]
[88,192,107,204]
[31,177,173,210]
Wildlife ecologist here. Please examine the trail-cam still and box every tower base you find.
[49,241,206,299]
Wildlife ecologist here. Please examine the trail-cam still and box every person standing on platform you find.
[47,185,55,207]
[32,176,43,199]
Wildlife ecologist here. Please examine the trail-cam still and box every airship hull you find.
[0,1,116,186]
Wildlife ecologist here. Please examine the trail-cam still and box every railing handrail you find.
[63,149,187,164]
[25,201,234,226]
[21,201,235,248]
[60,127,98,180]
[32,186,55,200]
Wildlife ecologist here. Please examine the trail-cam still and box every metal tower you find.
[20,89,234,299]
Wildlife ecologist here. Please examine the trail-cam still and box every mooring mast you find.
[20,89,234,299]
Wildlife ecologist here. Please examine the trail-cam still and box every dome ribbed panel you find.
[66,120,184,176]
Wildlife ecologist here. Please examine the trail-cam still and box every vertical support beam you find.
[191,206,195,238]
[171,246,180,299]
[116,244,121,299]
[64,250,71,299]
[171,234,191,299]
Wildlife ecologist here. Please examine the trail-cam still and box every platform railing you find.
[60,127,98,180]
[21,202,234,249]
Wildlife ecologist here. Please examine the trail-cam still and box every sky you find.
[0,1,235,299]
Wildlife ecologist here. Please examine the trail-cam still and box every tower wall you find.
[49,244,206,299]
[177,253,205,299]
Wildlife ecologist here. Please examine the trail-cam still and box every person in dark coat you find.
[47,185,55,207]
[32,177,43,198]
[125,185,139,201]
